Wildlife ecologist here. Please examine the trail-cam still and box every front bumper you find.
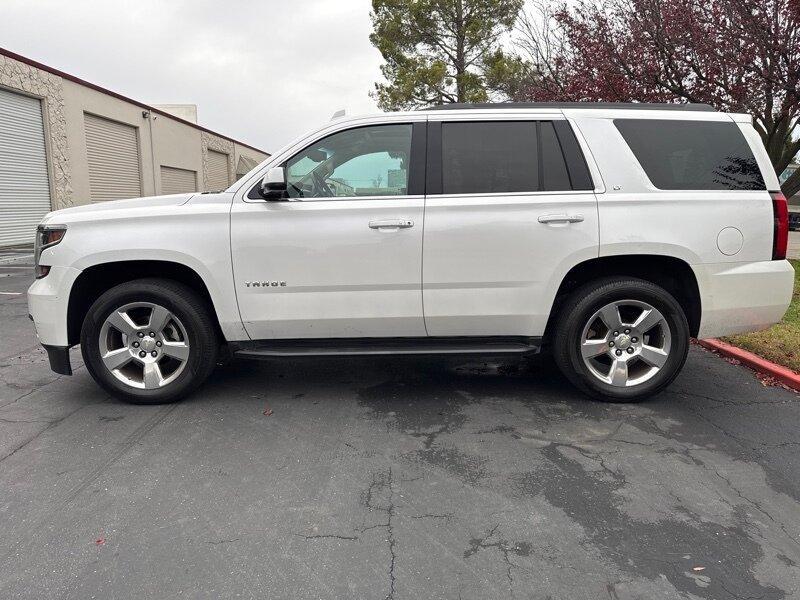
[694,260,795,339]
[27,265,81,348]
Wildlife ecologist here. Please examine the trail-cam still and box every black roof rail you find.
[423,102,716,112]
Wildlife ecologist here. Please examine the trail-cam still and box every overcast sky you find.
[0,0,384,153]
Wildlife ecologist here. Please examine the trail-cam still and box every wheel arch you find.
[545,255,702,341]
[67,260,224,346]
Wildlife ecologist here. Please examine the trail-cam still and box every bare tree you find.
[515,0,800,195]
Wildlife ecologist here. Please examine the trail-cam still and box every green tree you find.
[370,0,525,110]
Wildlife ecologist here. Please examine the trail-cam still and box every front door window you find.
[285,124,412,198]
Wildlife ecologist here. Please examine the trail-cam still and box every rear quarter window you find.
[614,119,765,191]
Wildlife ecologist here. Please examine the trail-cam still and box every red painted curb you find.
[697,338,800,392]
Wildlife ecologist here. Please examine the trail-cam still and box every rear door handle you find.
[538,214,584,224]
[369,219,414,229]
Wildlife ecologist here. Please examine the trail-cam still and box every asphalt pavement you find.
[1,252,800,599]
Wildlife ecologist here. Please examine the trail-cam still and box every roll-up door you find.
[160,166,196,195]
[0,88,51,247]
[207,150,230,191]
[84,113,141,202]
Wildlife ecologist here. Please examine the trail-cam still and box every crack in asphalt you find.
[0,396,106,465]
[0,362,86,410]
[525,440,786,599]
[301,467,402,596]
[670,387,799,407]
[409,513,454,522]
[206,538,241,545]
[359,468,397,600]
[1,403,177,566]
[679,399,800,453]
[295,533,359,541]
[708,463,800,551]
[463,524,531,589]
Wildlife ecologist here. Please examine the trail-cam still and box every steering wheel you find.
[312,171,335,197]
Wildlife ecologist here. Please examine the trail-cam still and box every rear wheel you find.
[81,278,218,404]
[552,277,689,402]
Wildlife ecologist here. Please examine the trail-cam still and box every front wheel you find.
[552,278,690,402]
[81,278,218,404]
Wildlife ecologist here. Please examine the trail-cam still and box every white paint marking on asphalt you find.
[0,292,22,296]
[0,266,32,269]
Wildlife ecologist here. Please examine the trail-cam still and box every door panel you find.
[422,118,599,337]
[231,198,425,339]
[422,192,599,336]
[231,121,426,340]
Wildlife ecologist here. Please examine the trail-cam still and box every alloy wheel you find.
[579,299,672,387]
[98,302,190,389]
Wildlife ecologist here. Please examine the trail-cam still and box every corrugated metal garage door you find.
[160,166,196,194]
[207,150,230,191]
[0,88,51,247]
[84,113,141,202]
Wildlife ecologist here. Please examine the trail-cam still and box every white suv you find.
[28,102,795,404]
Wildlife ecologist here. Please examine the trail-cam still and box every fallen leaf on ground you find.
[755,372,797,393]
[263,408,274,416]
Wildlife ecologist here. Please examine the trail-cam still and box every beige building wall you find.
[0,49,269,212]
[0,52,72,210]
[152,103,198,123]
[149,110,204,194]
[62,77,157,202]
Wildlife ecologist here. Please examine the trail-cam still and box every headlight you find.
[34,224,67,279]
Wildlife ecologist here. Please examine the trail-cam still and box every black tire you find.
[80,278,218,404]
[552,277,689,402]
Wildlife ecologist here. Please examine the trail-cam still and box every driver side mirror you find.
[260,167,288,200]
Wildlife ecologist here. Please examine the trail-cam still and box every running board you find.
[233,336,541,359]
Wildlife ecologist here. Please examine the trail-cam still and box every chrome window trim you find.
[428,190,597,200]
[236,111,607,202]
[259,194,426,204]
[235,114,427,204]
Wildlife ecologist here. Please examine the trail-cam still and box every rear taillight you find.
[771,191,789,260]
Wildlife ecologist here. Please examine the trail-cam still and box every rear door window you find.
[442,121,538,194]
[614,119,765,190]
[540,121,572,191]
[438,120,592,195]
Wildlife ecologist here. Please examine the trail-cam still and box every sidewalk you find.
[0,245,33,264]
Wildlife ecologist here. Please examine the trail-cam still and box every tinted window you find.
[442,122,538,194]
[614,119,765,190]
[285,124,412,198]
[541,121,571,191]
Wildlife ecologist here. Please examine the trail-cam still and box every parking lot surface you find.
[789,230,799,260]
[2,253,800,599]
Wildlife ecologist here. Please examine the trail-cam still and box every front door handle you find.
[369,219,414,229]
[538,214,585,224]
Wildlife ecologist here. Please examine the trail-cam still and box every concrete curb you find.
[698,338,800,392]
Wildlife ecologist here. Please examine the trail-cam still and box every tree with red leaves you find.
[516,0,800,196]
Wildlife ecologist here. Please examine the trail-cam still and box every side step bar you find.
[233,336,542,359]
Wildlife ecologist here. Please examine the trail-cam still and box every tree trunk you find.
[454,0,466,102]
